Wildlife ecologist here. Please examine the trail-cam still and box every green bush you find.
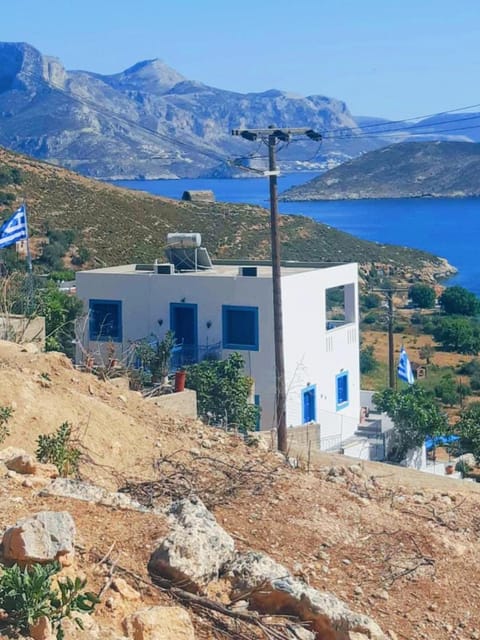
[0,562,98,640]
[360,345,378,374]
[362,313,377,325]
[439,286,480,316]
[432,316,480,354]
[36,422,81,477]
[186,352,259,432]
[409,283,436,309]
[0,405,13,444]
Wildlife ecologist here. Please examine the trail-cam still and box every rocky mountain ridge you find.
[0,41,376,179]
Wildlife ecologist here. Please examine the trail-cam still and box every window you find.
[222,305,259,351]
[336,372,349,409]
[89,299,122,342]
[325,284,356,330]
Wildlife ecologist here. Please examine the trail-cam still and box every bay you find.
[113,175,480,295]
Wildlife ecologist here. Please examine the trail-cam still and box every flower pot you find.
[174,370,186,393]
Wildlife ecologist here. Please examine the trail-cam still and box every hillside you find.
[0,42,380,179]
[0,146,455,280]
[1,340,480,639]
[281,141,480,200]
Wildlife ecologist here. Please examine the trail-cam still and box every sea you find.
[113,173,480,295]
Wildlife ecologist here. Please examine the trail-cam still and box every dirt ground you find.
[1,341,480,639]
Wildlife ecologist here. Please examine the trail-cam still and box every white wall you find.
[76,269,278,429]
[281,263,361,441]
[76,262,361,436]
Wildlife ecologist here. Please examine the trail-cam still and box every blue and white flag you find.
[397,346,414,385]
[0,205,28,249]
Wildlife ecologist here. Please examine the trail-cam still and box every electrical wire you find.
[321,102,480,135]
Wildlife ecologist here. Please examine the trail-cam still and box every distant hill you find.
[281,141,480,200]
[0,146,453,280]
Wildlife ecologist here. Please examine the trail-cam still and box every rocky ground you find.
[0,341,479,639]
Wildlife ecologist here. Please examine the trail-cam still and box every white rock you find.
[148,496,235,591]
[2,511,76,566]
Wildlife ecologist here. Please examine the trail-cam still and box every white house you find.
[75,254,361,444]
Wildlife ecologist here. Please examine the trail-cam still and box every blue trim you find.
[336,371,349,410]
[222,305,259,351]
[301,384,317,423]
[89,299,122,342]
[170,303,198,347]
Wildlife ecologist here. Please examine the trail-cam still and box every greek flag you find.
[397,346,414,385]
[0,205,28,249]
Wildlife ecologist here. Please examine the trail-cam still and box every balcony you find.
[170,342,222,371]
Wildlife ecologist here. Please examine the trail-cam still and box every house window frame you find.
[301,384,317,423]
[222,305,259,351]
[336,371,349,410]
[89,299,122,342]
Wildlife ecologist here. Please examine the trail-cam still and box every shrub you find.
[0,405,13,443]
[439,286,480,316]
[432,317,480,354]
[362,313,377,325]
[36,422,81,477]
[0,561,98,640]
[360,345,378,374]
[186,352,259,432]
[409,284,436,309]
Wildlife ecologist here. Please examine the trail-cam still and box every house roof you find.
[78,260,355,279]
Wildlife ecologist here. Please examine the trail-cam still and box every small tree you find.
[409,283,436,309]
[186,352,259,432]
[36,422,81,477]
[419,344,434,364]
[432,317,480,354]
[373,385,448,461]
[456,402,480,462]
[439,286,480,316]
[360,345,378,374]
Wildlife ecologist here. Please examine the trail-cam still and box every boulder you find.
[5,454,37,474]
[228,551,386,640]
[123,606,195,640]
[2,511,76,566]
[40,478,147,511]
[148,497,235,592]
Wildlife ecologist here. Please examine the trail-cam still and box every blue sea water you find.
[113,174,480,295]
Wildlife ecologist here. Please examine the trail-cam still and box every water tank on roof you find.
[166,233,201,248]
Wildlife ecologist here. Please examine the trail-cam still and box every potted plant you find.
[135,331,176,386]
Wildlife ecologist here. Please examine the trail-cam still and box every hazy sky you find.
[3,0,480,119]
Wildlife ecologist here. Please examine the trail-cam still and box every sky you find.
[3,0,480,119]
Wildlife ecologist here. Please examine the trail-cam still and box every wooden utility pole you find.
[231,127,322,452]
[371,287,409,389]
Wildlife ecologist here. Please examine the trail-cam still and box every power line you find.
[321,102,480,135]
[324,121,480,141]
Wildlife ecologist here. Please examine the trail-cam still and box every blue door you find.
[170,303,198,363]
[302,385,316,423]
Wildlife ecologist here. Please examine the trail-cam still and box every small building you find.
[75,253,361,443]
[181,190,215,203]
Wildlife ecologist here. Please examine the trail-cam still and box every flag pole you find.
[23,200,33,275]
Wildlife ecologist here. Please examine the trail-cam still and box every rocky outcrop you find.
[122,606,195,640]
[228,551,385,640]
[148,497,235,592]
[2,510,76,566]
[148,497,385,639]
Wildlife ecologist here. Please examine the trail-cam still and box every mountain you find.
[0,145,454,281]
[281,141,480,200]
[0,42,386,179]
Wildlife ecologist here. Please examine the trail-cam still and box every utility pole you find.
[231,126,322,452]
[371,287,409,389]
